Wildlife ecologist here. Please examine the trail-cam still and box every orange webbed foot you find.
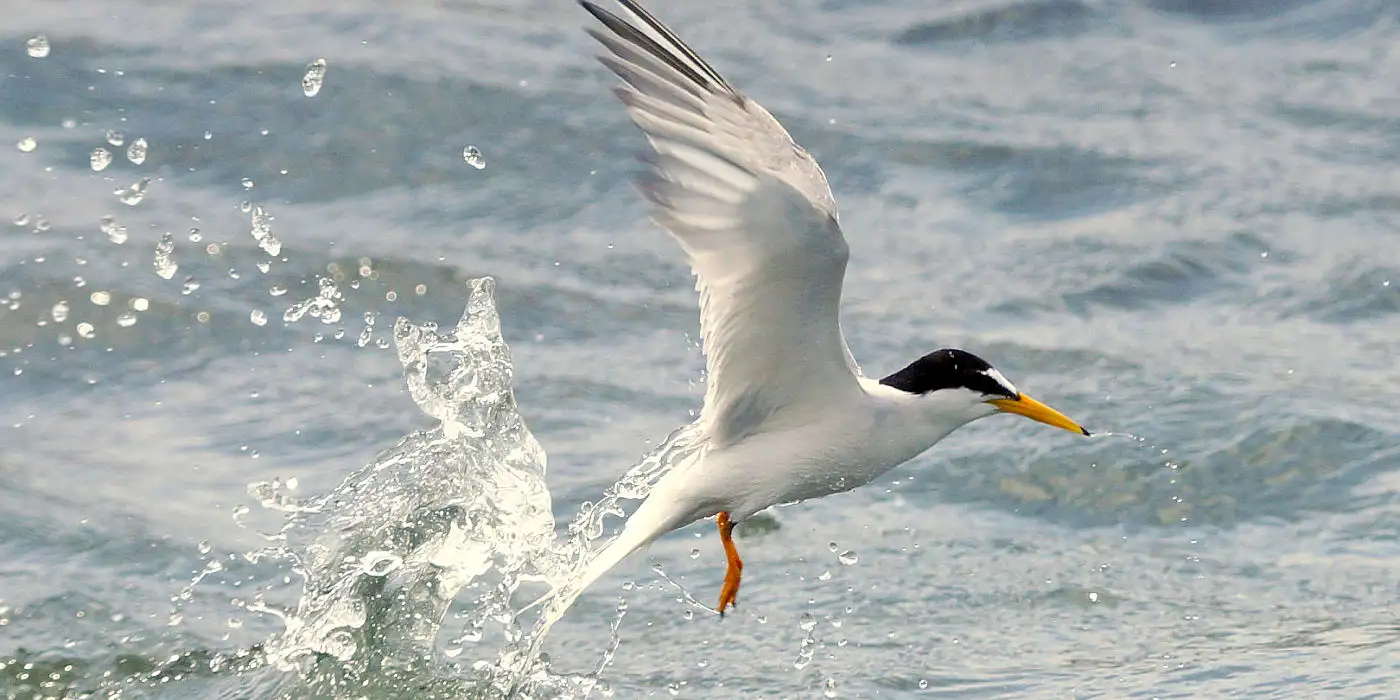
[716,511,743,616]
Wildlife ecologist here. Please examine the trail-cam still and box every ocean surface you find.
[5,0,1400,697]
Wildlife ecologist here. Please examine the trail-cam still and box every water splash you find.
[230,276,706,698]
[247,278,553,691]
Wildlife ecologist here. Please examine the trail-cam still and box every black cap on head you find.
[879,349,1017,398]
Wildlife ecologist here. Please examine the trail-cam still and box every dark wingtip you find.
[578,0,607,24]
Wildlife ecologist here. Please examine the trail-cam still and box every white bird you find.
[560,0,1089,619]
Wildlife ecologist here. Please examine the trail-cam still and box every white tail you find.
[523,486,698,658]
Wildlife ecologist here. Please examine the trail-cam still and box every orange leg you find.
[716,511,743,616]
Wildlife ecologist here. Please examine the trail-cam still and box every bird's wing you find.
[582,0,864,448]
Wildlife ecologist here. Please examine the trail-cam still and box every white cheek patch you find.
[980,368,1018,397]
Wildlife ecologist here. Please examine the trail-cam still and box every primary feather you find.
[582,0,864,448]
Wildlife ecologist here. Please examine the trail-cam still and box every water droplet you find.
[76,322,95,339]
[269,284,287,297]
[822,678,837,698]
[828,541,839,552]
[130,297,149,311]
[90,147,112,171]
[153,232,178,280]
[462,145,486,169]
[918,679,929,690]
[50,301,69,323]
[256,261,270,273]
[241,177,254,190]
[356,326,372,347]
[89,291,111,306]
[301,58,327,97]
[115,177,150,206]
[16,137,36,153]
[26,35,51,58]
[100,216,128,244]
[250,205,282,256]
[13,213,30,227]
[359,551,402,576]
[126,138,147,165]
[837,550,858,566]
[818,570,832,581]
[167,613,183,627]
[105,130,124,147]
[115,312,137,328]
[181,277,200,295]
[321,629,357,660]
[689,548,700,559]
[793,612,820,670]
[197,540,212,554]
[250,309,267,326]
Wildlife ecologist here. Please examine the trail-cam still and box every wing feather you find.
[582,0,863,448]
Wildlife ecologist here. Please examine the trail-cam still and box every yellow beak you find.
[988,394,1090,436]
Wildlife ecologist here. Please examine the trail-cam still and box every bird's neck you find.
[857,377,981,465]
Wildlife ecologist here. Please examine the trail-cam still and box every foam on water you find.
[230,277,702,698]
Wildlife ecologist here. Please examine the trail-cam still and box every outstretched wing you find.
[582,0,863,448]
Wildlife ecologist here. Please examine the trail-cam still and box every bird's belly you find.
[772,452,894,505]
[694,418,912,521]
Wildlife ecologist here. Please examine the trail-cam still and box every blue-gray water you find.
[5,0,1400,697]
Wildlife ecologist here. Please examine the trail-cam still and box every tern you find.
[560,0,1090,619]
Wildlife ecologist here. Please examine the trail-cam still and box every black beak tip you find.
[1080,427,1092,437]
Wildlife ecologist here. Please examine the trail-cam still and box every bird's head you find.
[878,348,1090,436]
